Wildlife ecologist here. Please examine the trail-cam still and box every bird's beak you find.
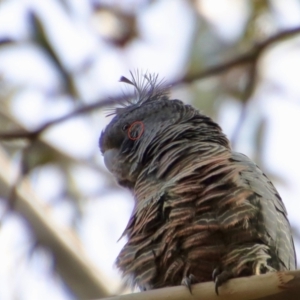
[103,148,119,174]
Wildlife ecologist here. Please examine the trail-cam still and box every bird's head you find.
[99,72,229,189]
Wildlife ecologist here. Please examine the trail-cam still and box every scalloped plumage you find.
[99,72,297,293]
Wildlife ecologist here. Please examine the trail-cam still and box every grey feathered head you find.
[99,71,229,188]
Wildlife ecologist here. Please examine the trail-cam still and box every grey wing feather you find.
[231,152,297,270]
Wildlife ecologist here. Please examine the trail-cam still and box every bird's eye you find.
[122,124,129,131]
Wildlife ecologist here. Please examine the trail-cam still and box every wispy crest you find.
[119,70,170,106]
[104,71,170,117]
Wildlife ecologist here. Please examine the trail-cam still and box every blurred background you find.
[0,0,300,299]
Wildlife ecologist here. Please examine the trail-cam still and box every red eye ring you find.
[128,121,144,141]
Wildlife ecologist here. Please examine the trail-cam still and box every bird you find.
[99,71,296,294]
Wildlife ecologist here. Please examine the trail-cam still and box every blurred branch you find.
[230,60,258,148]
[0,111,108,176]
[214,25,300,148]
[183,26,300,148]
[179,25,300,84]
[0,94,130,140]
[0,26,300,142]
[0,146,109,299]
[100,270,300,300]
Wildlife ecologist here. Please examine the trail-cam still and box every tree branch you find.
[100,270,300,300]
[1,26,300,141]
[177,25,300,84]
[0,94,130,140]
[0,146,110,299]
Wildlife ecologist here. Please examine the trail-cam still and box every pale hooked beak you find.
[103,148,119,173]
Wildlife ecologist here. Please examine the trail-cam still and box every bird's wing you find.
[231,152,297,270]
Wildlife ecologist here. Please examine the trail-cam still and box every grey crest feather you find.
[119,70,170,108]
